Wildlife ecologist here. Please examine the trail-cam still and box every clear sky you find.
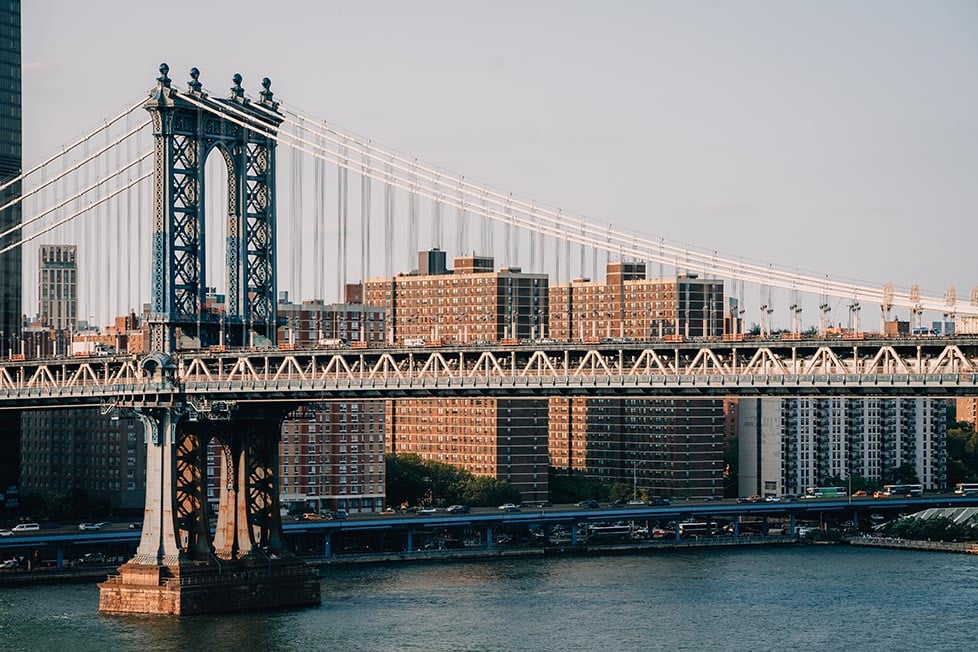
[21,1,978,324]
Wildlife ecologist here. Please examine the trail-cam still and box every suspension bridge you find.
[0,64,976,614]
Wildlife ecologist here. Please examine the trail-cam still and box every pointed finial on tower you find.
[157,63,171,88]
[231,73,244,99]
[188,67,202,93]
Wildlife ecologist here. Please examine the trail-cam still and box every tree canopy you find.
[385,454,521,507]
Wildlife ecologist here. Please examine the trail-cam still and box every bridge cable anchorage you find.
[179,88,968,316]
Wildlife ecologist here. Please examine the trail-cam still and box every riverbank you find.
[310,534,797,567]
[848,535,978,554]
[0,535,800,585]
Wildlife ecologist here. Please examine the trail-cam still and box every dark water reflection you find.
[2,546,976,651]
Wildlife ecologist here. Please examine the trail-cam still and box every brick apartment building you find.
[364,249,551,502]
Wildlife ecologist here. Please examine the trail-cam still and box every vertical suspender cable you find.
[289,119,303,302]
[455,180,466,258]
[361,149,370,289]
[384,159,393,279]
[337,138,348,301]
[408,160,418,266]
[431,172,441,251]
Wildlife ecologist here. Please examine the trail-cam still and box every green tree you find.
[385,454,429,507]
[890,463,921,485]
[548,468,608,503]
[946,421,978,485]
[385,454,521,507]
[457,476,521,506]
[608,483,634,502]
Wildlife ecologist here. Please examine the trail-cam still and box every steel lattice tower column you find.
[144,64,282,353]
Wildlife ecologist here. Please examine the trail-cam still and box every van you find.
[404,338,426,347]
[12,523,39,532]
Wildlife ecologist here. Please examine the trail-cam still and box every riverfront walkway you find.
[848,536,978,555]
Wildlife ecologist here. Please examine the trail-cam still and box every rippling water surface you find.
[2,546,976,651]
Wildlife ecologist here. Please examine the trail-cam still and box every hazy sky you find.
[21,1,978,322]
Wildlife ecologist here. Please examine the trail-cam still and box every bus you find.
[882,484,923,497]
[587,524,632,541]
[804,487,847,499]
[678,521,712,537]
[954,483,978,496]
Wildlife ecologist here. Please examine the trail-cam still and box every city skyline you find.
[18,1,978,329]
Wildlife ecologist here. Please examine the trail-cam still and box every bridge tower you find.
[99,66,318,615]
[144,63,281,353]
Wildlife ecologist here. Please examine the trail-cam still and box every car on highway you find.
[498,503,521,512]
[94,521,111,529]
[576,500,600,509]
[446,505,471,514]
[418,507,437,515]
[11,523,39,532]
[379,508,397,515]
[627,499,646,506]
[78,523,102,531]
[0,529,12,537]
[325,510,348,520]
[650,498,671,506]
[294,512,325,521]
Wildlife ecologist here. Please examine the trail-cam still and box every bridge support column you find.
[324,532,332,557]
[486,525,493,549]
[733,518,740,540]
[789,513,796,536]
[99,400,319,615]
[407,530,414,552]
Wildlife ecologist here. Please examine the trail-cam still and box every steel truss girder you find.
[5,339,978,404]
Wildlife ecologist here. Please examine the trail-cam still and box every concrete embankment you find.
[848,536,978,555]
[309,535,799,568]
[1,536,801,584]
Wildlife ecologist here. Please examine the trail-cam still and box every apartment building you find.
[364,249,551,502]
[739,397,947,497]
[19,408,147,509]
[547,263,727,497]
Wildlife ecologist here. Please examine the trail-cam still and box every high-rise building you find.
[0,0,20,356]
[38,244,77,330]
[0,0,20,489]
[203,296,390,513]
[364,250,551,502]
[956,398,977,426]
[276,402,387,514]
[549,264,725,341]
[549,396,725,498]
[548,263,727,498]
[739,397,947,497]
[19,408,147,509]
[364,249,550,345]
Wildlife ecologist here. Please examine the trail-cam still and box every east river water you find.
[2,546,976,651]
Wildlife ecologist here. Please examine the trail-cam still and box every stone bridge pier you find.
[98,401,320,615]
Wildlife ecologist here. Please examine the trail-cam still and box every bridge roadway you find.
[6,496,977,565]
[2,335,978,409]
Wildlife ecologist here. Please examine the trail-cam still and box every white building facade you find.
[739,397,946,497]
